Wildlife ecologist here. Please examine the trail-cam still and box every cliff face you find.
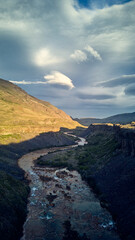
[114,126,135,157]
[81,124,135,240]
[82,123,135,157]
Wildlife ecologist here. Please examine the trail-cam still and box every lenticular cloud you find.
[44,71,75,89]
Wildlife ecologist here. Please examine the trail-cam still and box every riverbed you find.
[18,136,120,240]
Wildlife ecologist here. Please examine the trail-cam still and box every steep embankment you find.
[0,131,75,240]
[74,112,135,126]
[0,78,81,144]
[81,124,135,240]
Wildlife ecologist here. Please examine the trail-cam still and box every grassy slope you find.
[0,78,81,144]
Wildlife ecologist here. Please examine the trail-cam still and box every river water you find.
[18,136,120,240]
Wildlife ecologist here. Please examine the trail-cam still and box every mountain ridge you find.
[74,112,135,126]
[0,78,81,144]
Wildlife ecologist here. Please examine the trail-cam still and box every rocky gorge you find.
[1,123,135,240]
[18,135,120,240]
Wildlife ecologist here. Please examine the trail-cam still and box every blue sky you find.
[78,0,132,8]
[0,0,135,118]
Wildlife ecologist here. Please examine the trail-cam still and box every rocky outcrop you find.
[81,123,114,137]
[82,123,135,157]
[114,126,135,157]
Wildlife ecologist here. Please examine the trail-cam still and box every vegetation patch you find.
[0,133,22,144]
[0,171,29,240]
[37,150,74,169]
[36,132,120,176]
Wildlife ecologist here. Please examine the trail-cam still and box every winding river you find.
[18,135,120,240]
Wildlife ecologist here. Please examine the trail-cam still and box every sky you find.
[0,0,135,118]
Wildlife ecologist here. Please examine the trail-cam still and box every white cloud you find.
[85,45,102,61]
[70,50,87,62]
[70,45,102,63]
[10,72,75,90]
[98,74,135,87]
[10,80,46,84]
[77,86,119,97]
[34,48,62,66]
[44,71,74,89]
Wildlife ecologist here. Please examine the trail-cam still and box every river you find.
[18,135,120,240]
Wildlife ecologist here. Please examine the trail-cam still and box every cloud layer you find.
[99,74,135,87]
[0,0,135,117]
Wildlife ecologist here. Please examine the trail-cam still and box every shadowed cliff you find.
[0,131,75,240]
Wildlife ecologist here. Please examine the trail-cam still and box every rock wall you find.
[114,125,135,157]
[82,123,135,157]
[82,124,135,240]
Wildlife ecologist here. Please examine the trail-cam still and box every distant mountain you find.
[0,78,81,144]
[73,118,101,126]
[74,112,135,126]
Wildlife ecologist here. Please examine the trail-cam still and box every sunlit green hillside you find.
[0,78,81,144]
